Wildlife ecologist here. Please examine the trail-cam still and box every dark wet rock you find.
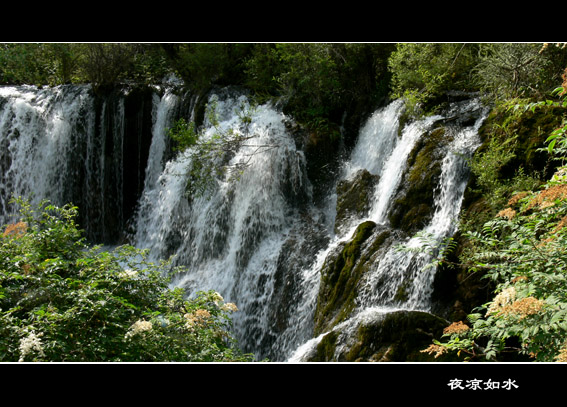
[334,169,380,235]
[306,309,457,362]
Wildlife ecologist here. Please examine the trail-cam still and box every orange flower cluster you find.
[507,191,531,207]
[443,321,470,335]
[496,207,517,220]
[3,221,28,238]
[526,184,567,210]
[420,343,448,359]
[502,297,545,319]
[490,295,545,320]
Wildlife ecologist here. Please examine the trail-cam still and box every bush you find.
[0,198,254,362]
[423,89,567,362]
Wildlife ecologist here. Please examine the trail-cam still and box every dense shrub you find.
[0,198,254,362]
[423,88,567,362]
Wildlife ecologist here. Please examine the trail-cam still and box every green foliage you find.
[0,43,173,89]
[469,123,521,208]
[423,89,567,362]
[0,198,254,362]
[519,86,567,158]
[0,44,56,85]
[272,43,394,134]
[388,43,480,115]
[162,43,253,93]
[467,96,567,211]
[473,43,567,100]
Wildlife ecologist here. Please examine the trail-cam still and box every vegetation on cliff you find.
[423,74,567,362]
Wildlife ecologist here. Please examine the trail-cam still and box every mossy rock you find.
[307,309,459,362]
[314,221,391,335]
[388,126,452,235]
[334,169,380,234]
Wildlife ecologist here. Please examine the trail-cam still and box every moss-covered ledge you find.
[388,126,453,235]
[334,169,380,235]
[314,221,396,336]
[307,309,457,362]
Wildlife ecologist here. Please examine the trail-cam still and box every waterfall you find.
[132,91,318,359]
[289,97,488,361]
[359,101,485,311]
[0,83,488,362]
[0,85,92,222]
[0,84,172,243]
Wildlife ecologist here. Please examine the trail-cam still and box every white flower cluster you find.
[212,291,238,312]
[18,329,45,362]
[222,302,238,312]
[487,286,516,316]
[184,309,211,330]
[118,268,138,279]
[124,319,153,340]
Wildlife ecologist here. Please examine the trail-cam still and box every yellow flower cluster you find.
[184,309,211,330]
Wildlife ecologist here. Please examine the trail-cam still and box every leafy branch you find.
[168,99,280,198]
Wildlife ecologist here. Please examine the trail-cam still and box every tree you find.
[388,43,480,114]
[473,43,567,100]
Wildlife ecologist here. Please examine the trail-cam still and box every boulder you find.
[334,169,380,235]
[306,309,456,362]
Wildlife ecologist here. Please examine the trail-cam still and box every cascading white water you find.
[133,91,314,358]
[359,101,486,311]
[0,83,488,362]
[0,85,95,222]
[367,113,443,225]
[342,99,404,179]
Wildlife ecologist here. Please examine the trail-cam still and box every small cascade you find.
[0,85,94,223]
